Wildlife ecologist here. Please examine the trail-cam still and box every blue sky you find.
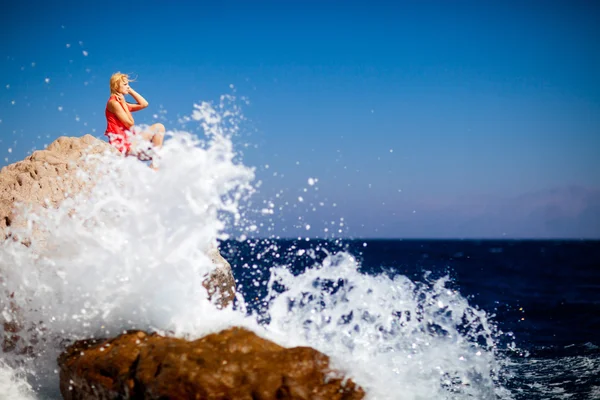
[1,0,599,238]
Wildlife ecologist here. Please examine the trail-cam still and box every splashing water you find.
[260,252,513,399]
[0,96,255,395]
[0,96,513,399]
[0,361,35,400]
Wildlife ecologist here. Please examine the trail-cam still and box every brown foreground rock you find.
[58,327,364,400]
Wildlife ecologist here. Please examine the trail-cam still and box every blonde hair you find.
[109,72,135,94]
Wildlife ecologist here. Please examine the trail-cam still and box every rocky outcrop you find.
[1,135,237,353]
[58,327,364,400]
[1,135,111,353]
[0,134,110,240]
[0,135,235,307]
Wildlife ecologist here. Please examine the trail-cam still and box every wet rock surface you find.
[58,327,364,400]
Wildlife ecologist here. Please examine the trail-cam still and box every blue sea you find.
[223,238,600,399]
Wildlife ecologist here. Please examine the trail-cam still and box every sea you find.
[1,98,599,399]
[223,238,600,399]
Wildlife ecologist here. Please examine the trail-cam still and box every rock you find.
[0,135,112,354]
[203,246,237,309]
[0,134,111,240]
[1,135,238,354]
[58,327,364,400]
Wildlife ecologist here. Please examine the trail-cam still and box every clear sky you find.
[1,0,599,238]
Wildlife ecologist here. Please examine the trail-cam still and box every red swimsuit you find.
[105,95,134,154]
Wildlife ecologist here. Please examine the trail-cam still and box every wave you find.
[0,96,512,399]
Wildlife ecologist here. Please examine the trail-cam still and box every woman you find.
[105,72,165,165]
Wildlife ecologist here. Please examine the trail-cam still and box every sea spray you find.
[0,361,35,400]
[0,96,514,399]
[0,98,255,396]
[256,250,513,399]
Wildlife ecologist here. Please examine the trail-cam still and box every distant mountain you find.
[355,185,600,239]
[449,185,600,238]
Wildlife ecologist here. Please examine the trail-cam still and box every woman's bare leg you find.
[139,123,165,169]
[140,123,165,148]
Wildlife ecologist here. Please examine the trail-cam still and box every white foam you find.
[260,252,512,399]
[0,96,512,399]
[0,97,254,395]
[0,361,35,400]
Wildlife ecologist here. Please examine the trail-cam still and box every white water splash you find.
[259,252,513,399]
[0,361,35,400]
[0,97,255,395]
[0,96,512,399]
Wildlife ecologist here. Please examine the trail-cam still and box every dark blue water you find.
[222,239,600,399]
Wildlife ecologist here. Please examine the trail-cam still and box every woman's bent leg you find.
[151,123,165,148]
[138,123,165,169]
[140,123,165,148]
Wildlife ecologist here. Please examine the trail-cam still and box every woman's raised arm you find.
[127,87,149,112]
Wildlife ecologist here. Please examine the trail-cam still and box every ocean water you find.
[223,238,600,399]
[0,97,599,399]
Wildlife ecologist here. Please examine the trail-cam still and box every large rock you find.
[1,135,237,353]
[0,134,110,240]
[1,135,111,353]
[58,327,364,400]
